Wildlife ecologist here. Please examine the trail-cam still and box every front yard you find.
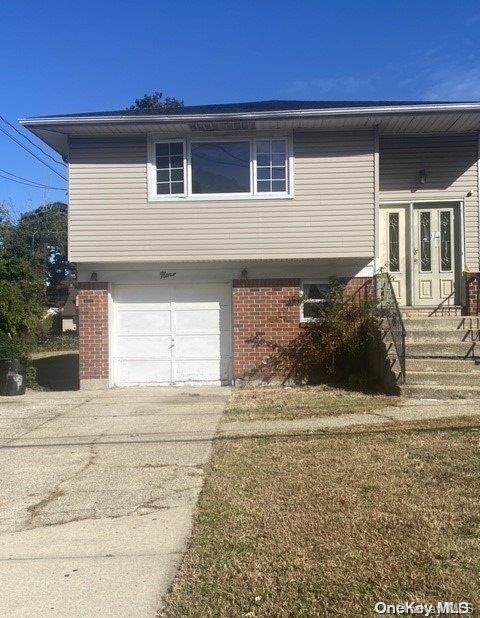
[161,390,480,617]
[224,386,399,421]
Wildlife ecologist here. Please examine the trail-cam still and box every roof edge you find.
[19,102,480,126]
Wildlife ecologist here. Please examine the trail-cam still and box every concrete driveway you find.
[0,387,228,617]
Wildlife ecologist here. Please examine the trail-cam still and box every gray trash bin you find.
[0,359,26,396]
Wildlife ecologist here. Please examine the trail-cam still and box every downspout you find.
[477,131,480,314]
[373,125,380,276]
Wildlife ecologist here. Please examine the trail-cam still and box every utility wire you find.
[0,115,67,167]
[0,166,65,188]
[0,125,67,181]
[0,172,65,191]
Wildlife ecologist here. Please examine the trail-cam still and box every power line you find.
[0,172,65,191]
[0,115,67,168]
[0,125,67,181]
[0,166,65,188]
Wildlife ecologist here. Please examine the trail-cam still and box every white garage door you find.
[113,284,232,385]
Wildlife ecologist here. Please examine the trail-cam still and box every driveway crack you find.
[25,431,103,530]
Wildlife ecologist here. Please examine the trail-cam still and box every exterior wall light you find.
[418,169,427,184]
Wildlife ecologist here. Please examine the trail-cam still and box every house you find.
[20,100,480,392]
[61,286,77,332]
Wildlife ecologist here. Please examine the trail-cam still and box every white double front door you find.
[113,283,232,385]
[379,203,458,307]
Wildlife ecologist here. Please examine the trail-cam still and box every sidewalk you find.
[219,398,480,437]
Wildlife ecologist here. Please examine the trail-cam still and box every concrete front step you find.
[406,329,480,343]
[408,370,480,387]
[402,384,480,399]
[403,317,480,330]
[401,306,463,318]
[407,357,480,372]
[406,341,478,358]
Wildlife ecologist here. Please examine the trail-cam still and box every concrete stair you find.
[402,316,480,399]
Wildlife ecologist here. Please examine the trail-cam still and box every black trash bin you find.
[0,358,26,396]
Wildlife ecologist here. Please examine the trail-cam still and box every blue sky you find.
[2,0,480,214]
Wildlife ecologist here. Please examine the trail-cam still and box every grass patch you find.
[224,386,400,421]
[161,420,480,617]
[29,332,78,353]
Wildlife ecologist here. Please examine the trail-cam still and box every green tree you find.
[0,205,45,339]
[0,200,74,344]
[3,202,75,305]
[128,91,184,111]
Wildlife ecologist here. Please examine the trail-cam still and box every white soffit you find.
[20,104,480,157]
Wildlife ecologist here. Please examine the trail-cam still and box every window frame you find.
[152,139,188,198]
[147,135,294,202]
[253,138,290,195]
[300,280,330,323]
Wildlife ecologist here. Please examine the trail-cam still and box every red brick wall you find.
[465,273,480,315]
[232,279,301,380]
[232,277,373,381]
[343,276,374,302]
[77,282,109,381]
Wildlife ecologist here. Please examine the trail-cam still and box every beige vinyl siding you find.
[379,134,479,269]
[68,131,375,262]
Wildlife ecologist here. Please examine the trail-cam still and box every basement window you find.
[301,282,330,322]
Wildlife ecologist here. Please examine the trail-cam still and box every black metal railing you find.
[374,272,407,384]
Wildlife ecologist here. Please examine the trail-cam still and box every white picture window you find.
[301,282,330,321]
[149,137,291,200]
[191,141,251,194]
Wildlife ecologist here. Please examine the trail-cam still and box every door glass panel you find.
[440,211,452,271]
[388,212,400,272]
[420,211,431,272]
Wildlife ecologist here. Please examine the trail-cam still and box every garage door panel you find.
[175,308,231,333]
[116,360,171,384]
[116,335,171,359]
[117,310,171,335]
[175,358,231,382]
[115,285,171,304]
[173,284,231,304]
[175,333,232,358]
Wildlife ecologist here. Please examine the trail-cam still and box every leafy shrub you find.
[256,279,396,393]
[29,331,78,353]
[0,332,28,360]
[25,363,40,389]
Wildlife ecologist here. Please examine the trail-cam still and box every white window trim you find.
[147,135,294,202]
[149,138,187,199]
[300,280,329,323]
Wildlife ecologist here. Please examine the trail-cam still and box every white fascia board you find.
[18,102,480,127]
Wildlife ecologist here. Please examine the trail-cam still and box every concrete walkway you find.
[219,398,480,437]
[0,387,228,617]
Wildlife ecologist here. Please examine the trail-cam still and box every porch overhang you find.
[19,101,480,158]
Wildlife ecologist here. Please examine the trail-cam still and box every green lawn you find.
[161,409,480,616]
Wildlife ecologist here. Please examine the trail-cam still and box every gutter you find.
[18,102,480,126]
